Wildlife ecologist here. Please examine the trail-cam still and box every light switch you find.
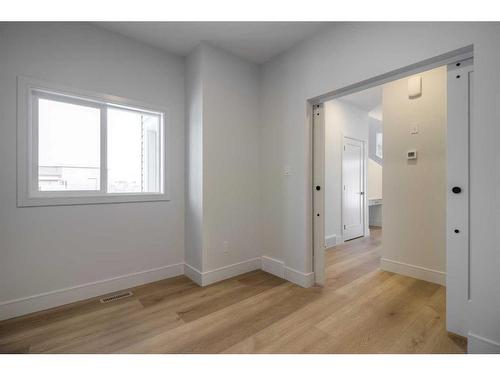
[407,150,417,160]
[284,165,291,176]
[410,124,419,134]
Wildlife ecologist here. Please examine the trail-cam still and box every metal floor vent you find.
[100,291,133,304]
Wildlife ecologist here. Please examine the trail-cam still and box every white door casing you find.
[342,137,365,241]
[446,58,473,337]
[313,103,325,286]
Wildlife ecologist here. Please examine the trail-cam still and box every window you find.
[18,77,168,206]
[107,108,160,193]
[376,132,383,159]
[38,98,101,192]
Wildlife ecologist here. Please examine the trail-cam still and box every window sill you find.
[17,193,170,207]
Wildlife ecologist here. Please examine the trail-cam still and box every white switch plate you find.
[284,165,291,176]
[407,150,417,160]
[410,124,419,134]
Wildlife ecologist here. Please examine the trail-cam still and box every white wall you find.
[367,159,382,200]
[185,46,204,271]
[324,99,369,245]
[367,157,383,227]
[260,22,500,352]
[184,43,262,280]
[0,23,186,318]
[368,116,383,164]
[202,44,262,271]
[381,67,447,282]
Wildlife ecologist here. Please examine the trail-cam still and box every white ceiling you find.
[338,85,383,114]
[95,22,329,64]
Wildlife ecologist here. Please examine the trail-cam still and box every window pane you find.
[38,98,100,191]
[107,108,161,193]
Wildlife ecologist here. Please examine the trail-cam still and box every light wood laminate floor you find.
[0,228,466,353]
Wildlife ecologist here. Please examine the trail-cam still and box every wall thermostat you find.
[407,150,417,160]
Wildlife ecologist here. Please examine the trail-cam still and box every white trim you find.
[468,332,500,354]
[325,234,338,248]
[17,76,171,207]
[184,263,203,286]
[0,263,184,321]
[203,258,261,286]
[446,58,473,338]
[190,256,315,288]
[310,45,473,105]
[261,256,285,278]
[261,256,314,287]
[284,266,315,288]
[184,258,261,287]
[312,103,326,286]
[380,258,446,286]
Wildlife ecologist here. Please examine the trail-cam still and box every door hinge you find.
[344,225,346,230]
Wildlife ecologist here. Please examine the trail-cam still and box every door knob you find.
[316,186,321,191]
[452,186,462,194]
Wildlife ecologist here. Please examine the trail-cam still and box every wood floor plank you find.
[316,280,442,353]
[177,275,285,323]
[0,300,144,352]
[223,270,393,353]
[0,289,140,337]
[119,282,322,353]
[0,228,466,354]
[38,308,183,353]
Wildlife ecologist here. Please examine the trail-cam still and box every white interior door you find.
[447,58,473,337]
[313,103,325,286]
[342,137,365,241]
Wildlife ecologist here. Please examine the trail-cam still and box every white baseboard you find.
[261,255,314,287]
[468,331,500,353]
[184,258,261,287]
[284,266,315,288]
[184,263,203,286]
[325,234,337,248]
[202,258,261,286]
[261,256,285,278]
[0,263,184,321]
[380,258,446,286]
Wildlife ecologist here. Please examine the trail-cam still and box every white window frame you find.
[17,76,170,207]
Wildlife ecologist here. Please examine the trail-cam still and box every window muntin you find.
[19,79,167,206]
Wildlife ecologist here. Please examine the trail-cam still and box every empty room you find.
[1,2,500,371]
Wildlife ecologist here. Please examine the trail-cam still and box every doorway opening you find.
[322,85,382,248]
[311,47,473,339]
